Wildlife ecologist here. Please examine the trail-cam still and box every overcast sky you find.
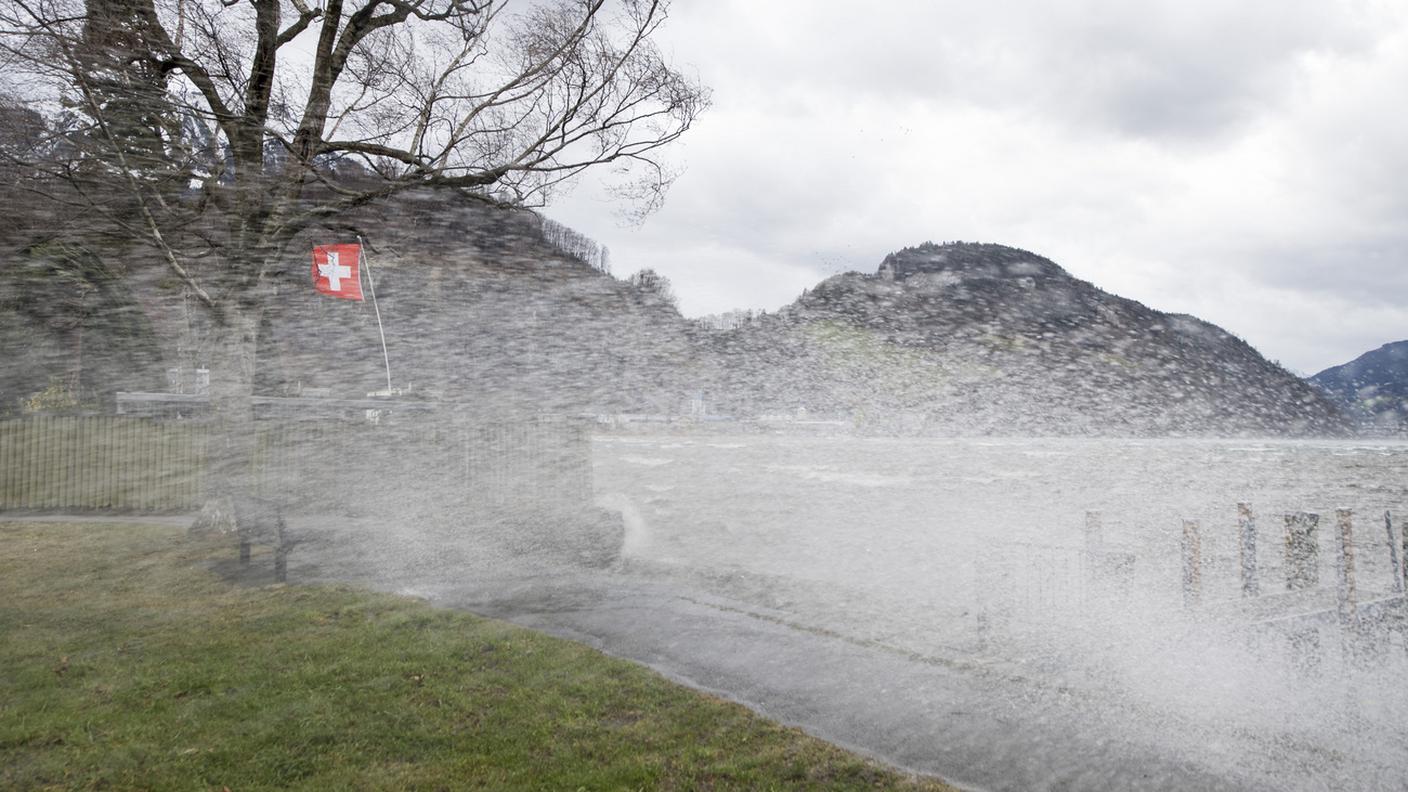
[548,0,1408,375]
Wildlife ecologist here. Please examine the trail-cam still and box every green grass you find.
[0,522,957,791]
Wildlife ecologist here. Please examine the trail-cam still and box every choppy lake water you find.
[591,434,1408,790]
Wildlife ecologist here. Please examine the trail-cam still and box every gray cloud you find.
[679,0,1374,139]
[548,0,1408,373]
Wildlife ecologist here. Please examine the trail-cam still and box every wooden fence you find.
[0,414,591,514]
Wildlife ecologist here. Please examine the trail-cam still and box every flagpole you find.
[357,235,393,394]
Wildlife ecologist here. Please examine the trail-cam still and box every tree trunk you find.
[205,301,261,503]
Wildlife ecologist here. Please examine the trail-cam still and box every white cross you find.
[319,250,352,291]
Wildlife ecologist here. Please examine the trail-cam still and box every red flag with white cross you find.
[311,243,364,301]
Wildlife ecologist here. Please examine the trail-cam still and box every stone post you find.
[1238,502,1259,597]
[1182,519,1202,608]
[1283,512,1320,591]
[1335,509,1358,625]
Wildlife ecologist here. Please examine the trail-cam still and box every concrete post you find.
[1084,510,1104,587]
[1182,519,1202,608]
[1283,512,1320,591]
[1335,509,1358,625]
[1084,510,1104,551]
[1238,502,1259,597]
[1390,511,1405,595]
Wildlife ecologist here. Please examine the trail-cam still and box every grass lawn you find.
[0,521,958,791]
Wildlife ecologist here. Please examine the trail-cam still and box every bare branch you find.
[4,0,707,305]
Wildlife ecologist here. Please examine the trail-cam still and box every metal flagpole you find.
[357,235,393,393]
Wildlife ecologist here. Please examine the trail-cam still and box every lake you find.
[587,434,1408,790]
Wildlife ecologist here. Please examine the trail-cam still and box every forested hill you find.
[250,192,705,416]
[1310,340,1408,431]
[1,191,705,418]
[705,242,1348,436]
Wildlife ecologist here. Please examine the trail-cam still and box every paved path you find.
[420,571,1284,792]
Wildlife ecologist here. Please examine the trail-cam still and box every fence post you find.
[1182,519,1202,608]
[1401,509,1408,599]
[1386,511,1404,595]
[1084,510,1104,550]
[1286,509,1326,675]
[1238,502,1259,597]
[1284,512,1320,591]
[1084,510,1103,588]
[1335,509,1358,625]
[274,542,288,583]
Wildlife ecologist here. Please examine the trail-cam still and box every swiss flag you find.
[311,243,364,301]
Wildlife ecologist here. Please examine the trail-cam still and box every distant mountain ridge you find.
[705,242,1348,435]
[1310,340,1408,432]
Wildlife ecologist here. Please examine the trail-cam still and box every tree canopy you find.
[1,0,707,310]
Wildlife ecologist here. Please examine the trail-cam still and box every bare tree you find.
[0,0,706,489]
[627,266,674,308]
[539,215,609,273]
